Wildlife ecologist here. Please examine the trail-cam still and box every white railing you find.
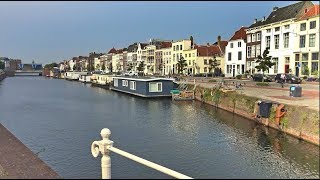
[91,128,193,179]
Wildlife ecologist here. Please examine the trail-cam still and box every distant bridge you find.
[14,70,42,76]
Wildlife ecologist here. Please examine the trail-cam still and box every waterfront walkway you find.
[181,77,319,111]
[0,123,60,179]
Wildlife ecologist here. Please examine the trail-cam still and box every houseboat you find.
[110,76,175,98]
[91,74,113,89]
[79,74,92,83]
[65,72,87,81]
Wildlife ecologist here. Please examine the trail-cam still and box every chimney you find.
[273,7,278,11]
[217,35,221,47]
[254,19,257,23]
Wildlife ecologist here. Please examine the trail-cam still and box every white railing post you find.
[91,128,114,179]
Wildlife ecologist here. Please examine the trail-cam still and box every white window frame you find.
[247,35,251,43]
[238,42,241,47]
[130,81,136,90]
[114,79,118,87]
[257,33,261,41]
[122,80,128,87]
[149,82,162,92]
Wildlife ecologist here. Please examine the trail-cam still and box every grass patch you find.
[256,82,269,86]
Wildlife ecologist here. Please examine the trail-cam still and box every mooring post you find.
[91,128,114,179]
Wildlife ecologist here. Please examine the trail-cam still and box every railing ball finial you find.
[100,128,111,140]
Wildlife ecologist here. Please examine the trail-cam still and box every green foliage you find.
[137,61,145,74]
[127,63,133,72]
[236,75,242,79]
[255,48,275,82]
[311,70,319,76]
[0,61,4,69]
[282,116,289,128]
[302,66,309,75]
[256,82,269,86]
[208,56,220,77]
[229,92,238,113]
[176,56,187,74]
[102,63,106,71]
[208,79,217,82]
[212,88,222,108]
[108,63,112,72]
[302,76,308,79]
[44,62,58,69]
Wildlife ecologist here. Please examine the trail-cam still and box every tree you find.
[0,61,4,69]
[137,61,145,76]
[208,56,220,77]
[101,63,106,71]
[44,62,58,70]
[108,63,112,73]
[96,64,100,71]
[255,47,275,82]
[127,63,133,72]
[176,56,187,75]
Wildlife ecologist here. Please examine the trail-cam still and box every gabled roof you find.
[229,27,248,41]
[249,1,314,28]
[300,4,320,20]
[194,44,223,57]
[107,47,117,54]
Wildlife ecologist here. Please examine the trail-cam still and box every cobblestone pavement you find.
[179,78,319,111]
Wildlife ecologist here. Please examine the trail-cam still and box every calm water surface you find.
[0,77,319,179]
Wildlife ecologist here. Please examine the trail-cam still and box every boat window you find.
[149,82,162,92]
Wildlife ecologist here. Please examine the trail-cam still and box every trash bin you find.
[289,86,302,97]
[259,101,273,118]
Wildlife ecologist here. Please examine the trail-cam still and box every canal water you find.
[0,76,319,179]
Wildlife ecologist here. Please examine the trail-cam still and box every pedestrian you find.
[280,73,286,88]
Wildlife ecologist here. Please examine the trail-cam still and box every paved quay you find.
[0,123,60,179]
[180,77,319,111]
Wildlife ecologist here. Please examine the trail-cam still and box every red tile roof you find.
[160,42,172,48]
[300,4,320,20]
[229,27,248,41]
[194,45,222,57]
[107,47,117,54]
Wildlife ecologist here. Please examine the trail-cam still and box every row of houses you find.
[58,1,319,77]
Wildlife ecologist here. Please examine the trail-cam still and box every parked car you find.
[274,73,302,84]
[251,73,273,82]
[124,71,138,76]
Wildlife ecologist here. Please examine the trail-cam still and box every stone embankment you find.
[0,123,60,178]
[184,83,319,146]
[0,70,5,81]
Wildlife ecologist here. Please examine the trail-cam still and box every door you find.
[295,66,299,77]
[285,64,289,73]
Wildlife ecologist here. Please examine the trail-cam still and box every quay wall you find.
[187,84,319,146]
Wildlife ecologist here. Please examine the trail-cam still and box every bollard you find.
[91,128,114,179]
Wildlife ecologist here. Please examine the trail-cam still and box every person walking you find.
[280,73,286,88]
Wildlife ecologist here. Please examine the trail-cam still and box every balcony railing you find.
[91,128,193,179]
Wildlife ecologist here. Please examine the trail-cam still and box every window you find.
[275,27,280,32]
[310,21,316,29]
[247,35,251,43]
[189,60,191,65]
[257,33,261,41]
[300,35,306,48]
[284,33,289,48]
[122,80,128,87]
[130,81,136,90]
[149,82,162,92]
[180,45,182,50]
[302,62,309,75]
[228,53,232,61]
[295,54,300,61]
[311,62,318,74]
[189,53,191,57]
[192,53,195,57]
[204,67,207,73]
[247,46,251,58]
[238,51,242,60]
[284,25,290,29]
[256,44,261,56]
[231,43,233,48]
[204,59,208,65]
[274,35,279,49]
[267,29,271,33]
[266,36,271,48]
[114,79,118,87]
[302,53,308,61]
[273,58,279,73]
[251,45,256,57]
[300,23,306,31]
[238,42,241,47]
[312,53,319,60]
[185,54,187,58]
[285,57,290,64]
[309,34,315,47]
[252,34,256,42]
[173,46,175,51]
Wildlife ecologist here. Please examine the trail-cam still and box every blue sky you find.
[0,1,315,64]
